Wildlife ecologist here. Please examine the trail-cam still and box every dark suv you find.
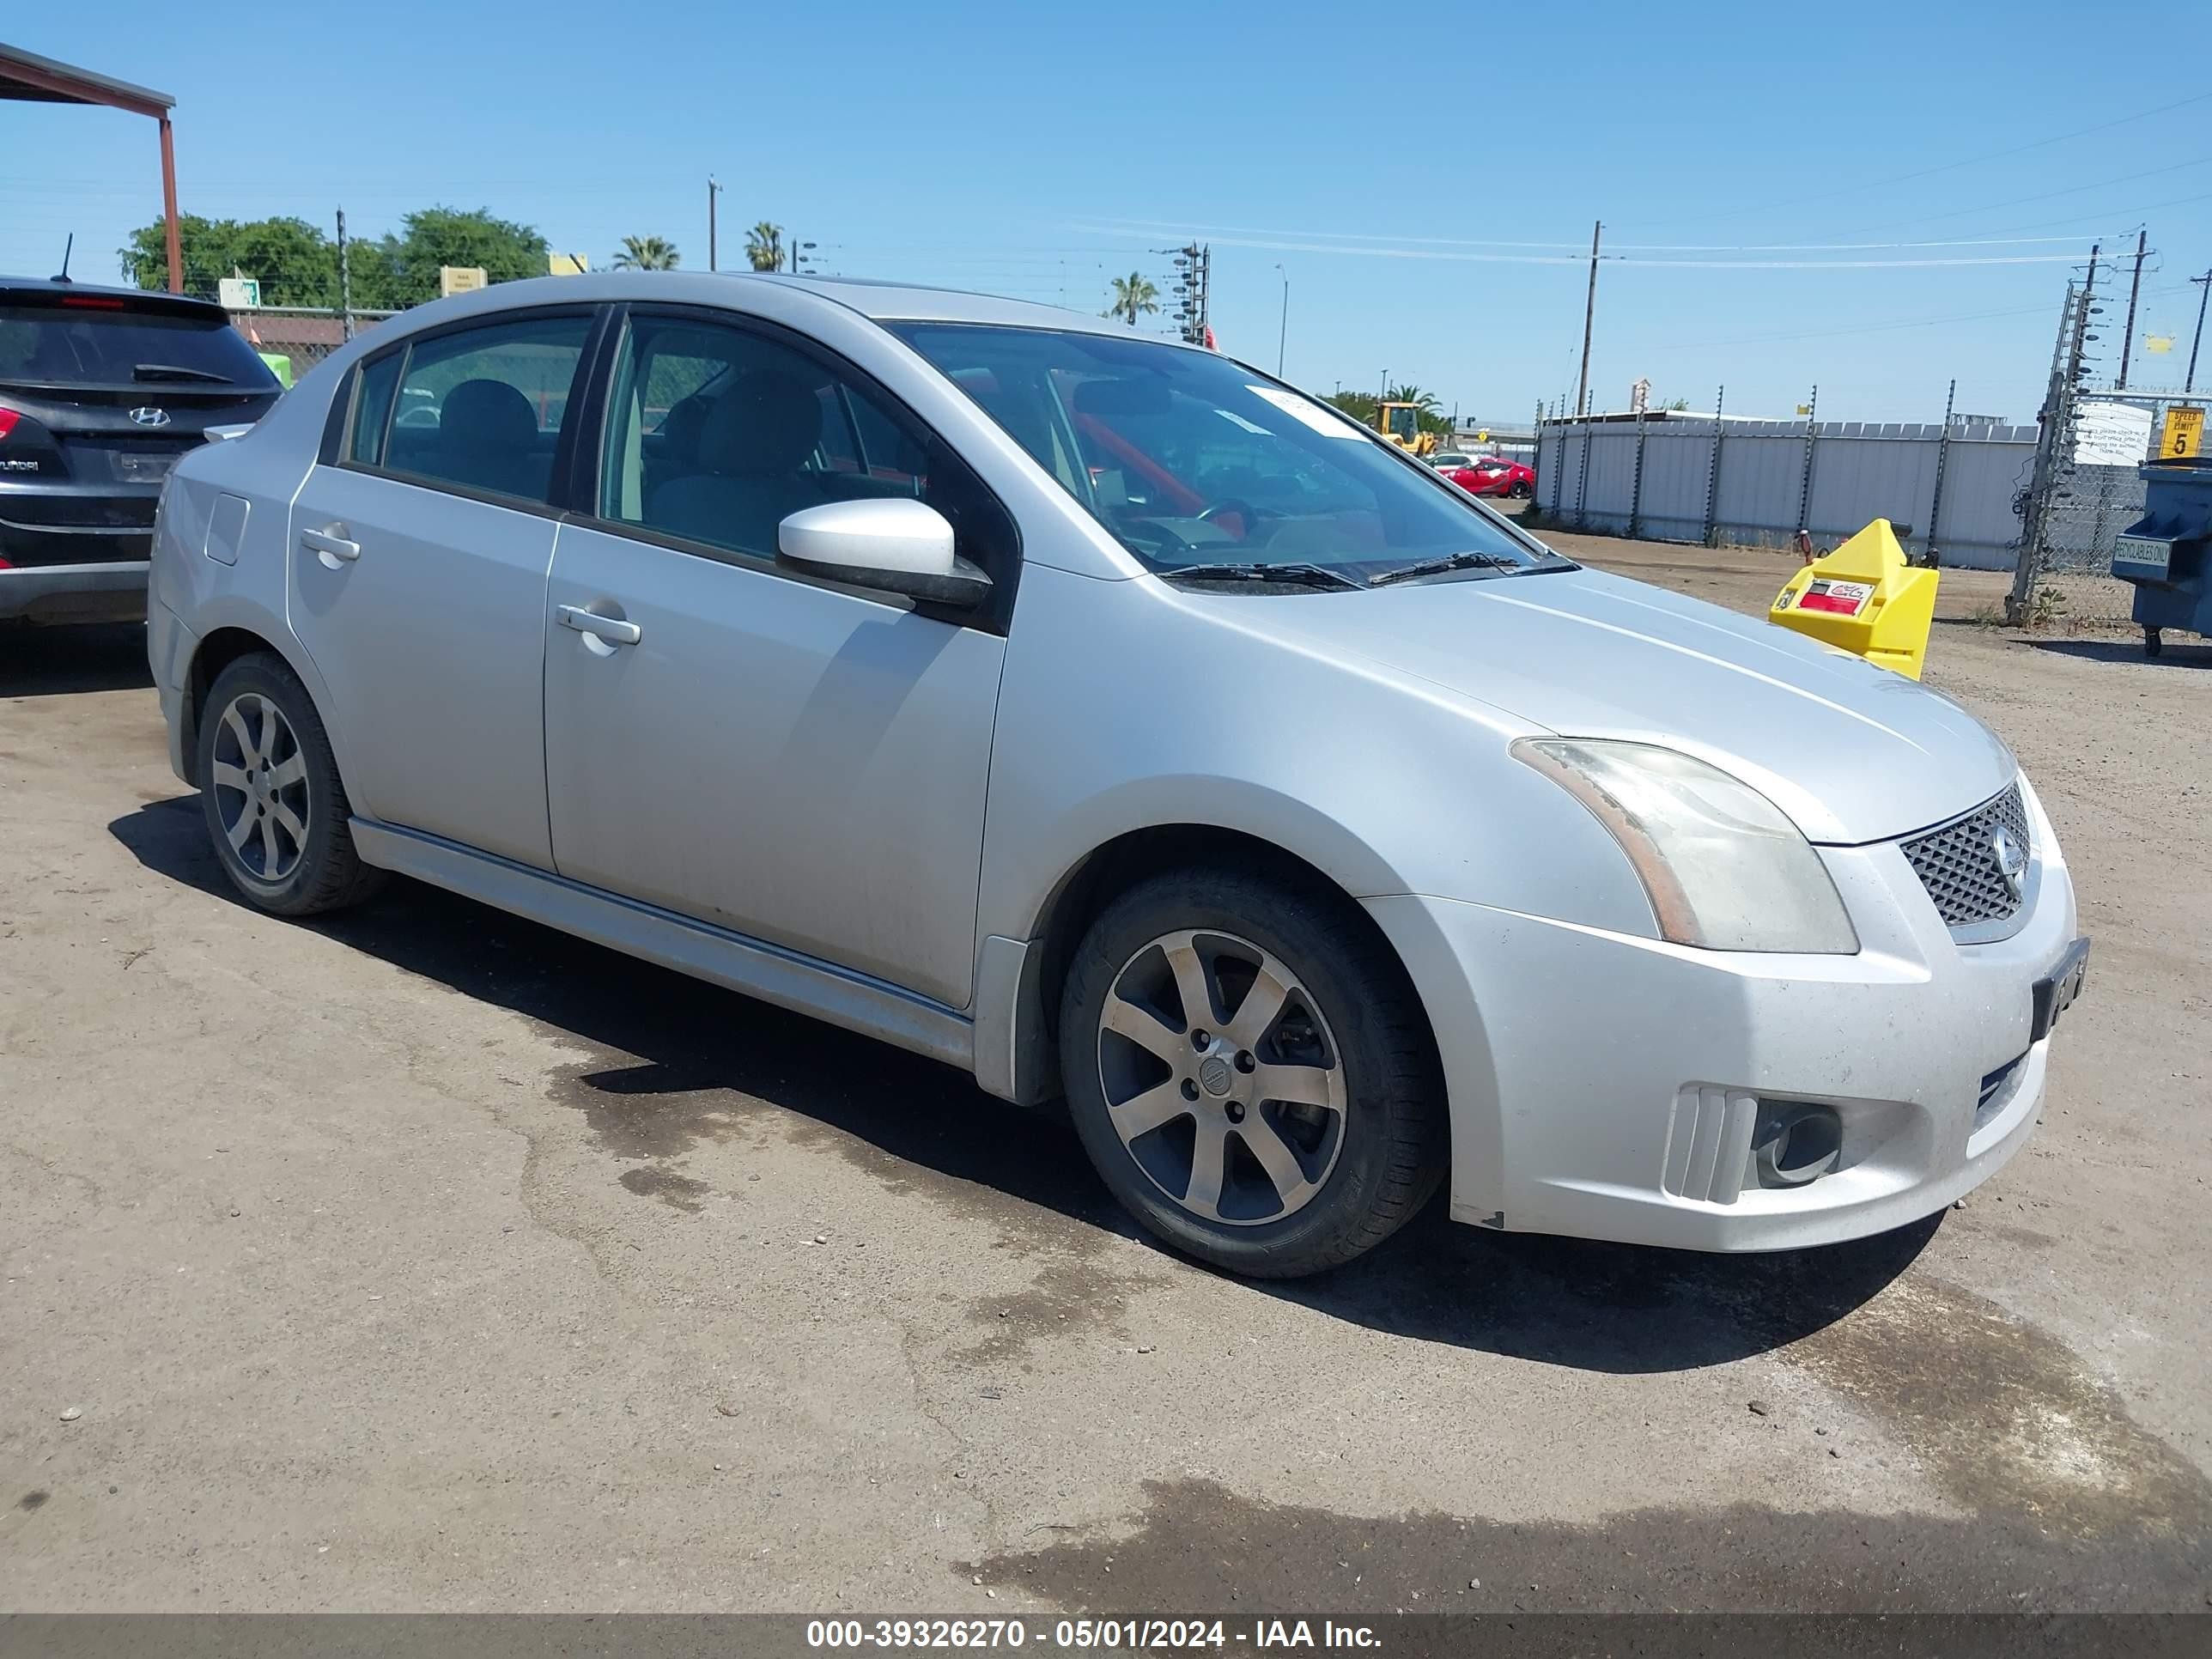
[2,277,282,624]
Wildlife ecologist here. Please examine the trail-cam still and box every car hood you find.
[1245,565,2014,845]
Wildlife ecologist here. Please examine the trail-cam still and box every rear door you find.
[286,307,600,870]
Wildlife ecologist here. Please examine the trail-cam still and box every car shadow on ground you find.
[2027,636,2209,667]
[0,623,154,696]
[110,793,1934,1375]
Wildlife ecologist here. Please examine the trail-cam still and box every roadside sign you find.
[439,265,488,297]
[2072,401,2154,467]
[2160,405,2203,459]
[217,276,260,310]
[548,252,588,276]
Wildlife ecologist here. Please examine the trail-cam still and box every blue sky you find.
[5,1,2209,423]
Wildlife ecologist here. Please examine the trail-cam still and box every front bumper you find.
[1368,784,2080,1252]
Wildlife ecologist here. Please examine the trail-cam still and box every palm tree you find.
[744,222,786,272]
[1385,383,1441,416]
[611,234,679,271]
[1103,271,1159,327]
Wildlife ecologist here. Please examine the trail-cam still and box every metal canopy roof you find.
[0,42,173,118]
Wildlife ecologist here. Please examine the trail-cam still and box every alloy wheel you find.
[1095,929,1348,1225]
[210,692,310,883]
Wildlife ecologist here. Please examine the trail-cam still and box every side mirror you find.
[776,498,994,609]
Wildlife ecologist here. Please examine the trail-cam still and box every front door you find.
[541,311,1014,1008]
[288,309,595,869]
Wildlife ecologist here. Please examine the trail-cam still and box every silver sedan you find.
[147,273,2087,1278]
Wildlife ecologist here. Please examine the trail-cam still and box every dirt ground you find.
[3,536,2209,1615]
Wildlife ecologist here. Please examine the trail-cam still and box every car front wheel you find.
[1060,868,1445,1277]
[196,652,384,917]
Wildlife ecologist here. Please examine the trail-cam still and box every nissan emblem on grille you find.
[1899,785,2032,932]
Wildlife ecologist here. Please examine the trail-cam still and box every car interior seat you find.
[648,368,828,555]
[436,378,543,500]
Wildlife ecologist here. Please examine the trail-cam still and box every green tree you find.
[1327,391,1380,427]
[1103,271,1159,327]
[118,215,338,307]
[744,222,786,272]
[611,234,680,271]
[363,206,550,307]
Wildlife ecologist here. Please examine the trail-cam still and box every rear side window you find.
[0,298,277,390]
[349,351,401,465]
[377,313,592,504]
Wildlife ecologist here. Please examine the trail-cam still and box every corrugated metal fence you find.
[1534,414,2039,570]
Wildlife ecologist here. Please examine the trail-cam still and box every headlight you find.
[1513,738,1858,955]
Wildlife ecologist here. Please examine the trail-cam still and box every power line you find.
[1068,227,2100,269]
[1826,155,2212,236]
[1608,90,2212,228]
[1075,216,2100,252]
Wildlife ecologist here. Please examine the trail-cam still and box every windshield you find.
[888,323,1565,580]
[0,300,278,389]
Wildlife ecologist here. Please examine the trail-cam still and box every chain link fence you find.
[2016,386,2192,628]
[2009,278,2204,631]
[233,307,402,382]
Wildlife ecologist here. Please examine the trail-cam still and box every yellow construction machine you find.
[1374,402,1438,456]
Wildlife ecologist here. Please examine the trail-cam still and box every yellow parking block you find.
[1769,519,1939,679]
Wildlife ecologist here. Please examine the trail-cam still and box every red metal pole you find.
[159,116,181,293]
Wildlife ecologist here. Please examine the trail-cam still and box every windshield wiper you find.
[1367,551,1522,587]
[1156,560,1365,592]
[132,363,235,385]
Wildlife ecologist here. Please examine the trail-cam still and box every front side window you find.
[598,314,1004,573]
[889,324,1565,583]
[374,313,592,504]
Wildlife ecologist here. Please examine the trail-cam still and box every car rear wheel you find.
[1060,867,1445,1278]
[197,653,384,917]
[1510,480,1533,498]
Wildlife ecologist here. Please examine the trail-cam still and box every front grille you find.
[1900,784,2030,931]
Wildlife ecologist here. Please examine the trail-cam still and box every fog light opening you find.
[1752,1104,1843,1188]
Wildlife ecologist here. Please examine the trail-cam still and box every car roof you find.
[391,270,1182,342]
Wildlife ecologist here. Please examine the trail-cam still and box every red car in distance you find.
[1436,454,1535,499]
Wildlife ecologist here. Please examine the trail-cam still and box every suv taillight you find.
[0,408,18,441]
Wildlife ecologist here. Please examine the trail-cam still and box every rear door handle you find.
[301,526,361,566]
[556,604,642,647]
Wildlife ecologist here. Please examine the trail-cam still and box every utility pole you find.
[2118,228,2148,390]
[1380,369,1389,404]
[1576,220,1601,417]
[707,176,722,273]
[2187,270,2211,395]
[335,207,352,340]
[2009,283,2083,625]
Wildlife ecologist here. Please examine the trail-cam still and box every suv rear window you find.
[0,297,278,390]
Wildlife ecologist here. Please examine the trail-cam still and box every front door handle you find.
[301,525,361,567]
[556,604,642,647]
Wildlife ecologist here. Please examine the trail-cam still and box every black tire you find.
[196,652,384,916]
[1510,480,1533,499]
[1059,866,1446,1278]
[2145,628,2163,659]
